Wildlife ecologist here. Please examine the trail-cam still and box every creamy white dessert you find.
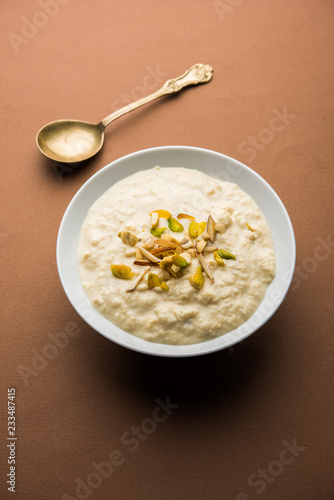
[78,167,275,345]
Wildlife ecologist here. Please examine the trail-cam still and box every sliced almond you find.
[199,231,210,241]
[160,255,174,265]
[126,267,149,292]
[135,248,143,260]
[149,246,175,256]
[197,253,214,282]
[206,215,216,243]
[138,246,160,263]
[141,237,155,250]
[171,264,181,274]
[180,236,194,249]
[179,252,192,264]
[151,212,159,228]
[203,245,218,253]
[133,260,159,266]
[196,240,207,253]
[155,238,183,254]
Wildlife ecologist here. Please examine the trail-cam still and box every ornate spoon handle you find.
[100,63,213,129]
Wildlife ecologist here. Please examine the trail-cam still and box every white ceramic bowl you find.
[57,146,296,357]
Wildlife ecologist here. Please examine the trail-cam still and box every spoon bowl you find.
[36,64,213,164]
[36,120,105,163]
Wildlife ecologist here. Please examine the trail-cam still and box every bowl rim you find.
[56,145,296,357]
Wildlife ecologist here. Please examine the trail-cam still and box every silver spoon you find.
[36,63,213,164]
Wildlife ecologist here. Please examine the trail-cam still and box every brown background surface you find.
[1,1,333,499]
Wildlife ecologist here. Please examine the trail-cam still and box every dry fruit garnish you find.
[127,267,149,292]
[138,246,160,263]
[177,213,195,220]
[135,248,143,260]
[148,273,169,290]
[214,251,226,266]
[156,237,183,253]
[172,253,188,269]
[204,245,218,253]
[196,240,207,253]
[206,215,216,243]
[168,218,184,232]
[216,249,236,260]
[179,252,192,264]
[246,223,255,232]
[150,227,166,237]
[151,212,159,228]
[188,221,206,239]
[133,260,159,266]
[150,246,175,256]
[150,210,171,219]
[141,237,155,250]
[197,253,214,282]
[120,230,138,247]
[180,236,194,249]
[189,267,204,290]
[111,265,134,279]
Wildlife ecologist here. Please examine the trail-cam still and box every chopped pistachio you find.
[189,267,204,290]
[151,212,159,228]
[188,221,199,239]
[188,221,206,239]
[168,217,184,232]
[150,209,171,219]
[166,265,178,278]
[214,251,226,266]
[148,273,162,288]
[148,272,169,290]
[110,265,134,279]
[216,249,236,260]
[171,264,181,274]
[197,222,207,235]
[150,226,167,237]
[172,253,188,269]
